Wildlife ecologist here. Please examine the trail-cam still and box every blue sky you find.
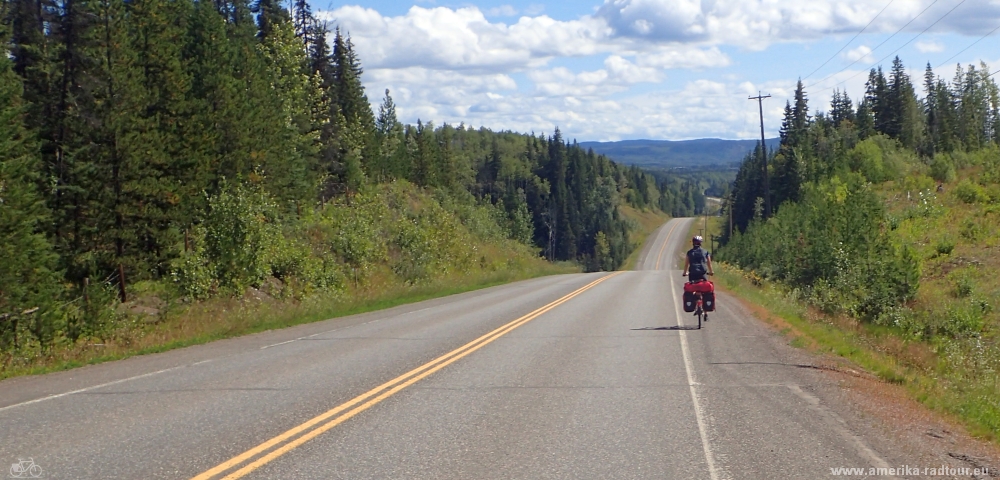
[320,0,1000,141]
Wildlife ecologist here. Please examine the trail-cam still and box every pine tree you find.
[791,79,810,145]
[252,0,289,40]
[830,89,854,127]
[856,98,875,140]
[0,35,62,325]
[374,88,401,182]
[258,13,320,205]
[291,0,313,44]
[331,28,375,176]
[866,67,889,135]
[887,56,924,149]
[114,0,195,277]
[778,101,793,146]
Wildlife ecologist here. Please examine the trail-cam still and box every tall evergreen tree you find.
[252,0,289,40]
[0,32,62,323]
[830,89,855,127]
[887,56,924,149]
[866,67,889,135]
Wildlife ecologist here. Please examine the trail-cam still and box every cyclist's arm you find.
[707,254,714,275]
[682,254,689,275]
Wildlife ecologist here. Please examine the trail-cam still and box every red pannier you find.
[682,280,716,312]
[683,280,715,294]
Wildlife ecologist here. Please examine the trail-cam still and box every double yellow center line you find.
[654,220,682,270]
[194,271,623,480]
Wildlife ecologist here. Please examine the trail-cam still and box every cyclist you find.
[682,235,714,282]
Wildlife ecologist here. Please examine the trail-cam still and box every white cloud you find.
[527,56,663,97]
[635,46,730,69]
[915,41,945,53]
[844,45,873,63]
[323,6,610,72]
[326,2,1000,142]
[524,4,545,16]
[486,5,518,17]
[364,67,800,141]
[593,0,1000,50]
[325,1,1000,74]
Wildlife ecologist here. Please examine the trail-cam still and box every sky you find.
[317,0,1000,142]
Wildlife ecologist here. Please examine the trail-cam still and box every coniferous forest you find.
[0,0,693,358]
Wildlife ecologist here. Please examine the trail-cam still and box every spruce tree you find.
[259,13,321,205]
[115,0,194,277]
[866,67,889,135]
[252,0,290,40]
[0,36,62,326]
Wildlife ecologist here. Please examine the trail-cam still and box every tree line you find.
[0,0,687,350]
[721,56,998,321]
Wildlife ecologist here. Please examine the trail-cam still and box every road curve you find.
[0,218,918,479]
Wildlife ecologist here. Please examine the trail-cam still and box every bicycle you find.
[10,458,42,478]
[682,274,715,330]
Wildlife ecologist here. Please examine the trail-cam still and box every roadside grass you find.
[621,206,671,270]
[0,260,577,381]
[699,214,1000,442]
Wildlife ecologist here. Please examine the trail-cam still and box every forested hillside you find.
[580,138,779,168]
[0,0,679,361]
[719,57,1000,433]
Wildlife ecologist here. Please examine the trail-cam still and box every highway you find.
[0,218,916,479]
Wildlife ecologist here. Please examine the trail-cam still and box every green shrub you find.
[986,185,1000,204]
[849,139,888,183]
[930,155,957,183]
[960,218,985,243]
[901,174,935,195]
[954,179,989,204]
[720,175,919,322]
[937,304,987,338]
[934,238,955,256]
[317,191,389,277]
[203,180,281,294]
[951,271,975,298]
[171,226,214,300]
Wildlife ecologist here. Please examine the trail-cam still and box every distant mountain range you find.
[579,138,780,169]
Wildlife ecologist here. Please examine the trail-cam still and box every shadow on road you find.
[631,326,701,331]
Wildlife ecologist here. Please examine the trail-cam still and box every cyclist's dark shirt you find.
[687,246,710,281]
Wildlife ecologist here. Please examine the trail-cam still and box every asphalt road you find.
[1,218,915,479]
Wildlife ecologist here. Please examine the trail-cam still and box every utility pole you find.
[749,91,772,218]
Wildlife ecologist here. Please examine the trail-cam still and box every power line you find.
[805,0,943,91]
[935,23,1000,69]
[801,0,896,82]
[809,0,968,93]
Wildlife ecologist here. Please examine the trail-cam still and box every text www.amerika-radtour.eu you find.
[830,465,989,476]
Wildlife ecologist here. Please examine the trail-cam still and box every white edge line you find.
[304,310,415,340]
[787,385,895,475]
[260,339,297,350]
[0,365,183,413]
[0,273,575,414]
[668,221,722,480]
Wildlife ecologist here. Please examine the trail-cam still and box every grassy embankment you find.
[621,206,672,270]
[4,192,664,380]
[1,183,580,380]
[697,155,1000,440]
